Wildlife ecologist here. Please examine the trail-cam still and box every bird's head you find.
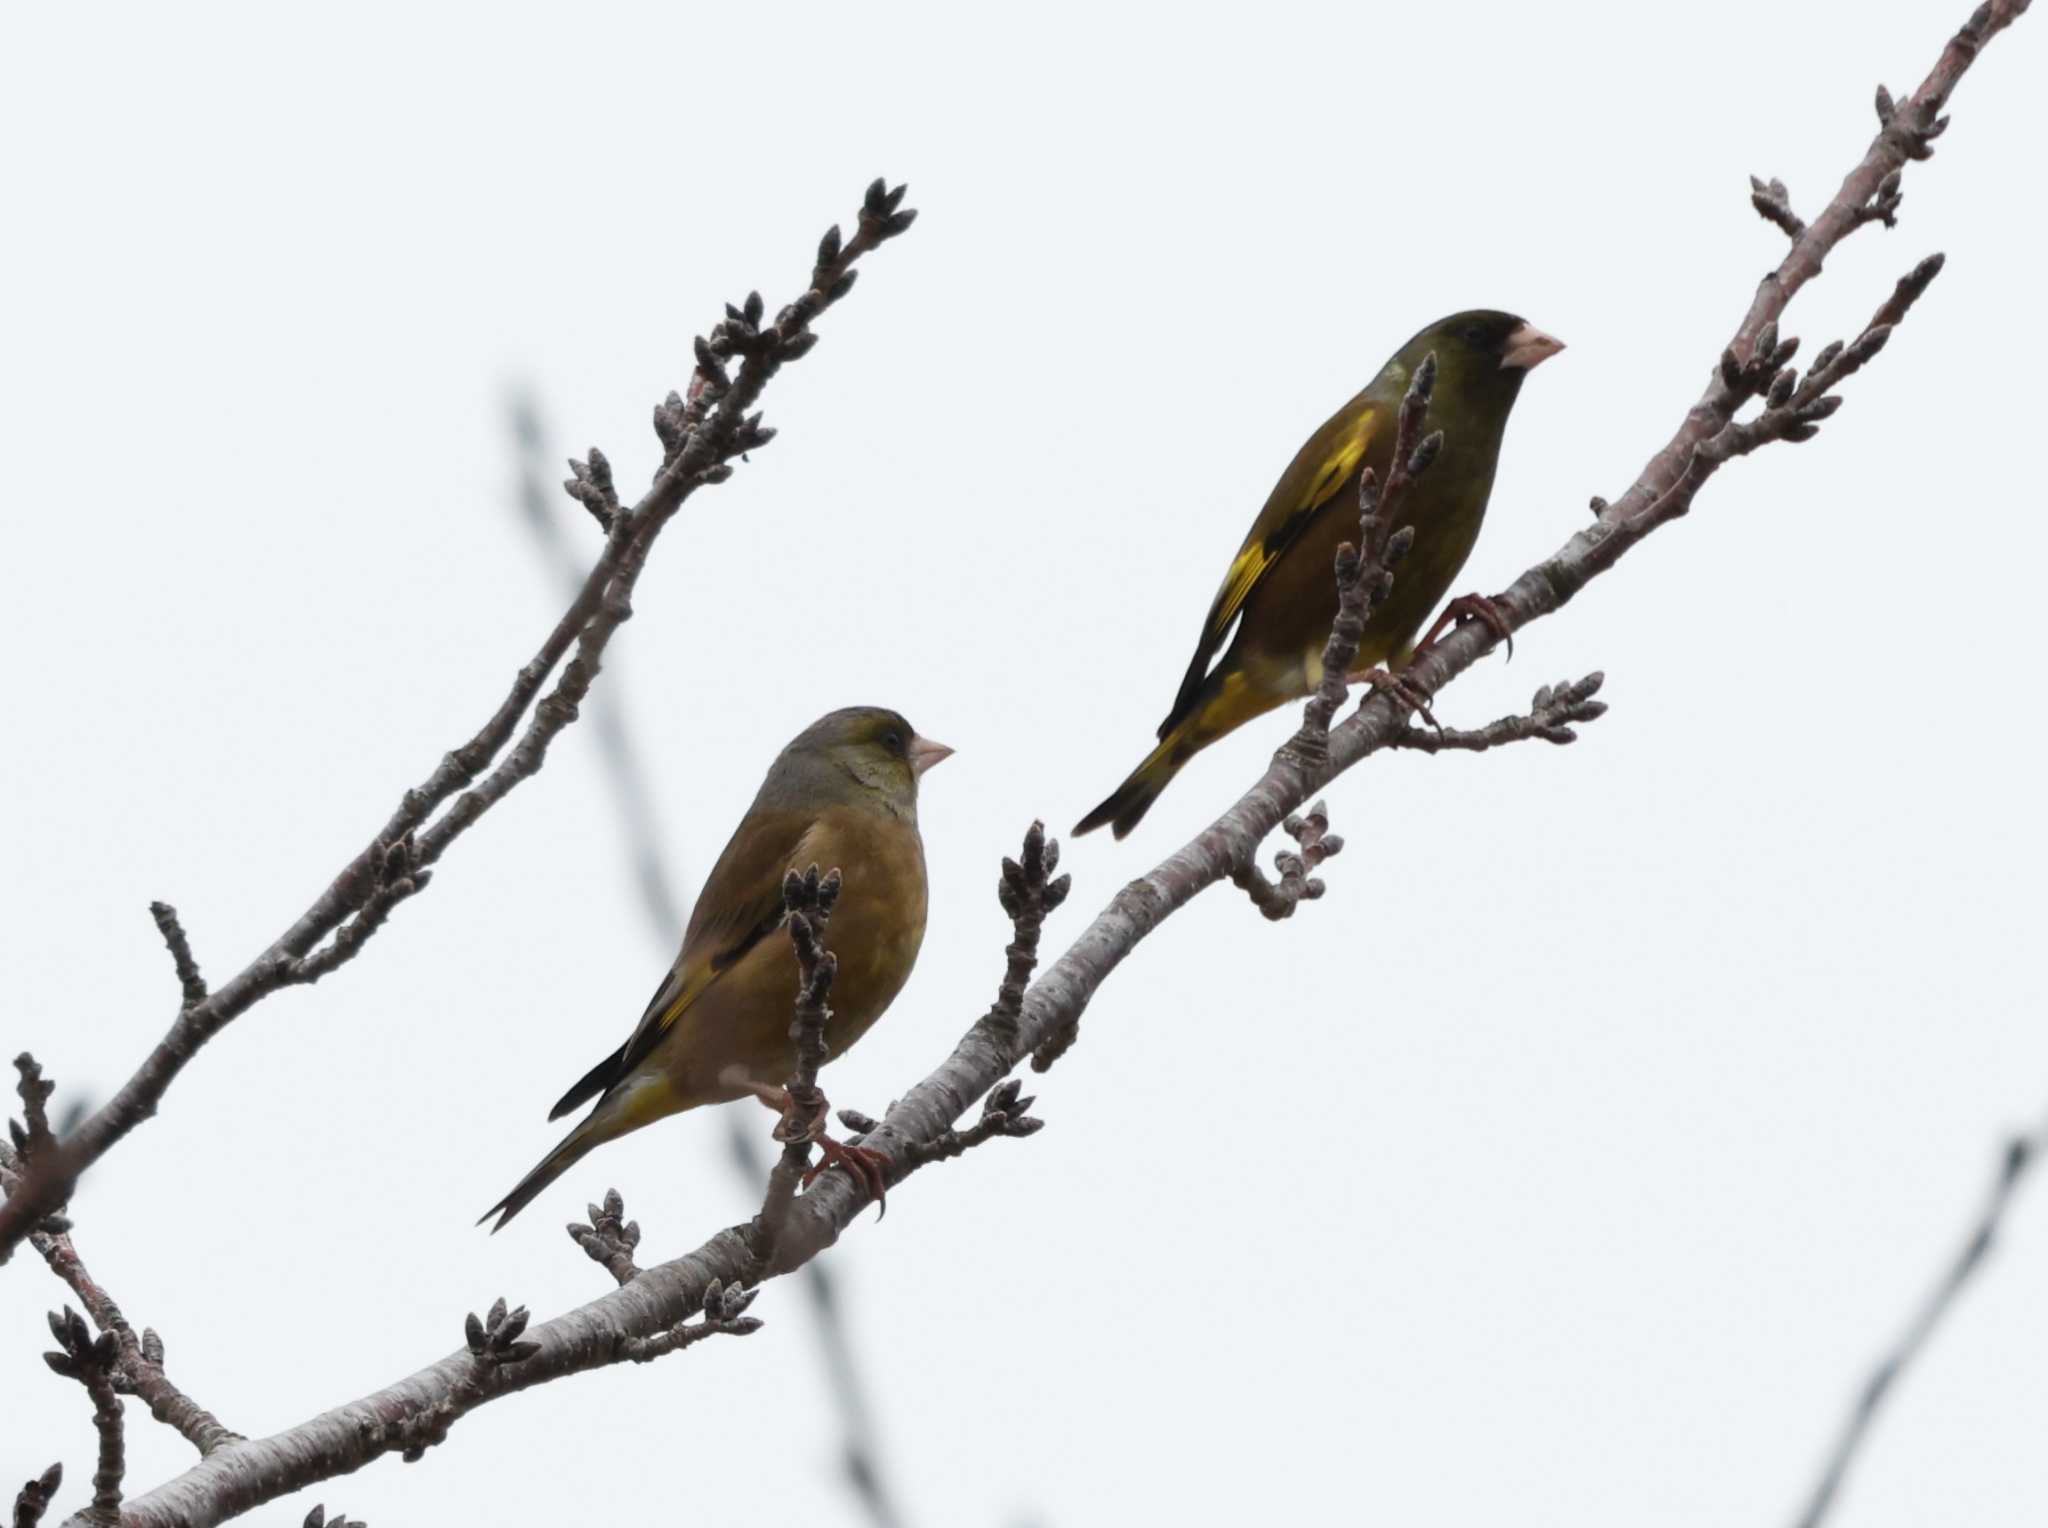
[781,705,953,817]
[1405,309,1564,403]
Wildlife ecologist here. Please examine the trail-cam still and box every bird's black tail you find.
[479,1115,607,1233]
[1073,729,1192,840]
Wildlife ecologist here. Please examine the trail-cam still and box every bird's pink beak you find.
[907,736,954,777]
[1501,322,1565,370]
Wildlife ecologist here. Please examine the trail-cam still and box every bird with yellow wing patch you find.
[1075,310,1562,839]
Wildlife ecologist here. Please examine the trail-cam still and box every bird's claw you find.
[1360,668,1440,732]
[770,1085,889,1217]
[802,1134,889,1217]
[1416,593,1515,662]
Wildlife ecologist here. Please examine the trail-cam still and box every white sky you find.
[4,2,2044,1525]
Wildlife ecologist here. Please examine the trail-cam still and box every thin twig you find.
[895,1080,1044,1169]
[1790,1120,2044,1528]
[1229,801,1345,922]
[3,1108,240,1456]
[11,1056,57,1163]
[1209,358,1432,934]
[1287,355,1434,756]
[0,178,918,1263]
[753,866,853,1246]
[978,822,1069,1065]
[781,865,844,1113]
[4,1057,68,1236]
[147,903,208,1011]
[30,1224,240,1456]
[1750,175,1807,240]
[1389,674,1607,754]
[42,1307,124,1526]
[566,1190,644,1288]
[618,1278,763,1363]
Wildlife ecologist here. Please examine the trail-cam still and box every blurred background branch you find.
[509,392,911,1528]
[1792,1109,2044,1528]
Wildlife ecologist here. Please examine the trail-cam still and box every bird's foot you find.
[763,1084,889,1217]
[1359,667,1440,731]
[1415,593,1515,662]
[801,1133,890,1214]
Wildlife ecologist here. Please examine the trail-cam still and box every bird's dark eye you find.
[883,728,905,752]
[1462,323,1490,346]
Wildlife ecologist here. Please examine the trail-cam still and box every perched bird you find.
[1074,310,1563,839]
[483,706,952,1231]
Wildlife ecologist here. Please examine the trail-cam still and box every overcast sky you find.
[5,2,2044,1524]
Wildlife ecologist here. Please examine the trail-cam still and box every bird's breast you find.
[811,808,929,1050]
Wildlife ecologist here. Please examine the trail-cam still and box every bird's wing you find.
[547,807,816,1120]
[1160,402,1380,734]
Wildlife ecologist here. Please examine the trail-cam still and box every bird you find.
[1073,309,1563,839]
[482,705,952,1231]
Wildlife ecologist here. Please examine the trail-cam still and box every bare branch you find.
[37,1236,238,1457]
[3,1063,242,1458]
[1230,801,1345,921]
[1390,673,1608,754]
[993,2,2007,1077]
[977,822,1070,1069]
[108,9,2032,1521]
[1791,1120,2043,1528]
[42,1306,124,1526]
[0,178,918,1263]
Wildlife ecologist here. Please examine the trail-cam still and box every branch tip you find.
[304,1507,367,1528]
[904,1076,1046,1167]
[147,902,209,1010]
[1750,174,1807,239]
[1392,672,1609,753]
[620,1278,765,1364]
[43,1304,124,1524]
[985,821,1068,1066]
[1232,799,1344,921]
[12,1463,63,1528]
[567,1188,643,1287]
[463,1298,539,1367]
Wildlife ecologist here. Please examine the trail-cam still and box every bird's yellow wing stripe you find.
[1204,413,1373,644]
[647,962,719,1037]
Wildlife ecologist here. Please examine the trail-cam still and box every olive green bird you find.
[1074,310,1563,839]
[483,706,952,1231]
